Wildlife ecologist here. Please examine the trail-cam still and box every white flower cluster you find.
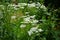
[40,5,47,11]
[28,27,43,36]
[21,13,38,24]
[7,2,47,37]
[28,3,36,7]
[18,3,27,7]
[8,3,26,10]
[0,2,47,12]
[8,2,47,10]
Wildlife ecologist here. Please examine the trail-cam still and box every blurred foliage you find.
[0,0,60,40]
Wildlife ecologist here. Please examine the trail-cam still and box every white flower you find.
[38,29,43,32]
[28,27,38,36]
[28,30,33,36]
[32,20,38,23]
[18,3,27,6]
[14,5,19,7]
[20,24,26,28]
[40,5,47,10]
[9,4,20,10]
[14,7,19,10]
[11,16,16,19]
[24,17,30,22]
[8,4,15,7]
[36,2,41,7]
[30,15,35,19]
[30,27,38,32]
[28,3,36,7]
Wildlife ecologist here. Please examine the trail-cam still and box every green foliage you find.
[0,0,60,40]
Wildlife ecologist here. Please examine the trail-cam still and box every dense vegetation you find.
[0,0,60,40]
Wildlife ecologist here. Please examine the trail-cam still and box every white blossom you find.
[32,20,38,23]
[36,2,41,7]
[28,3,36,7]
[18,3,27,6]
[14,7,19,10]
[28,27,38,36]
[8,4,16,7]
[40,5,47,10]
[38,29,43,32]
[24,17,31,22]
[28,30,33,36]
[30,27,38,31]
[30,15,36,19]
[20,24,26,28]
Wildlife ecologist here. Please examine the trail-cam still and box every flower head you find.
[28,3,36,7]
[38,29,43,32]
[20,24,26,28]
